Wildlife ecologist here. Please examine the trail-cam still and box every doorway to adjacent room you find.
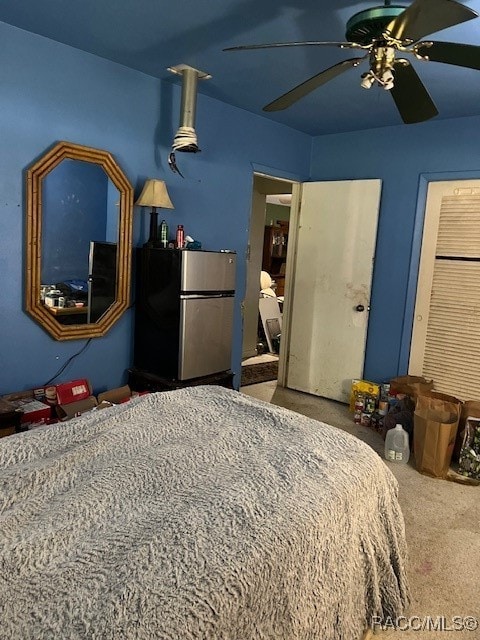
[241,174,294,387]
[242,176,382,402]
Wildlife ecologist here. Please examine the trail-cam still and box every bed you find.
[0,385,409,640]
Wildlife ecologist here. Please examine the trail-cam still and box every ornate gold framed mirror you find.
[26,141,134,340]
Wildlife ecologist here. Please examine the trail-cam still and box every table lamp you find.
[135,179,174,247]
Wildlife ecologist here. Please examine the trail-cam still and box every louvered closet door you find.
[410,181,480,400]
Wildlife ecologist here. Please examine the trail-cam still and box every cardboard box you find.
[2,390,52,428]
[96,386,149,408]
[96,400,116,411]
[0,425,16,438]
[97,385,132,405]
[56,396,98,421]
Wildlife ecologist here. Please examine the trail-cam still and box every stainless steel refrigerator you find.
[87,241,117,324]
[134,248,236,380]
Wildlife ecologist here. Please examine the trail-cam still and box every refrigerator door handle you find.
[180,292,234,300]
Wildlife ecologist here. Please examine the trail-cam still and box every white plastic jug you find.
[384,424,410,463]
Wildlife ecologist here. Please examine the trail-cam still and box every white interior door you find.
[409,180,480,400]
[284,180,381,402]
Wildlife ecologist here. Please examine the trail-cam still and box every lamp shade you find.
[135,179,174,209]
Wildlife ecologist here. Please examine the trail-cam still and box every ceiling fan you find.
[224,0,480,124]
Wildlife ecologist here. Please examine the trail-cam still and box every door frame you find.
[242,169,301,383]
[277,182,301,386]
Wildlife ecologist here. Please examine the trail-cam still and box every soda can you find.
[354,394,365,412]
[58,296,66,308]
[364,395,376,413]
[361,412,372,427]
[378,399,389,416]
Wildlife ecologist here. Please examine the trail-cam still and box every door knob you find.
[355,304,365,312]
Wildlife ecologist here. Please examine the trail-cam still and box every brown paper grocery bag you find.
[414,393,462,479]
[390,375,434,398]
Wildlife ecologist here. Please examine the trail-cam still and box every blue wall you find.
[7,19,476,397]
[311,117,480,383]
[0,21,311,395]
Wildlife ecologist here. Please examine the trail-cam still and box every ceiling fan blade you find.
[224,41,359,52]
[415,40,480,70]
[384,0,478,44]
[390,59,439,123]
[263,58,366,112]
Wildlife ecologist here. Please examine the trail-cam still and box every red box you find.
[16,399,51,427]
[55,379,92,405]
[2,391,51,428]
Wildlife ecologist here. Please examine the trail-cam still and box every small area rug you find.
[241,360,278,386]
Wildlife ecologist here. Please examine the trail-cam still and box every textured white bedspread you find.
[0,386,409,640]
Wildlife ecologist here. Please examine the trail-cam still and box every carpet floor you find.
[241,360,278,386]
[242,382,480,639]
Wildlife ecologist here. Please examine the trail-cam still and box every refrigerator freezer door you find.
[179,296,234,380]
[181,251,236,293]
[87,241,117,324]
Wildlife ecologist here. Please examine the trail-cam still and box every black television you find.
[87,241,117,323]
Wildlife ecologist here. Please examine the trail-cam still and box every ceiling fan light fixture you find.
[382,69,395,89]
[225,0,480,125]
[361,71,375,89]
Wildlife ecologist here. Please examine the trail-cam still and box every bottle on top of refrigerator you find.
[176,225,185,249]
[159,220,168,248]
[385,424,410,463]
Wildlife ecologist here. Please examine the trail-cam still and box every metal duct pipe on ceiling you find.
[168,64,211,153]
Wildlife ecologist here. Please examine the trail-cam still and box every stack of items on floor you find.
[350,375,480,483]
[350,379,419,438]
[0,379,147,437]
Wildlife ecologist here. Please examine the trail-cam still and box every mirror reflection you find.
[26,140,133,340]
[40,159,119,325]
